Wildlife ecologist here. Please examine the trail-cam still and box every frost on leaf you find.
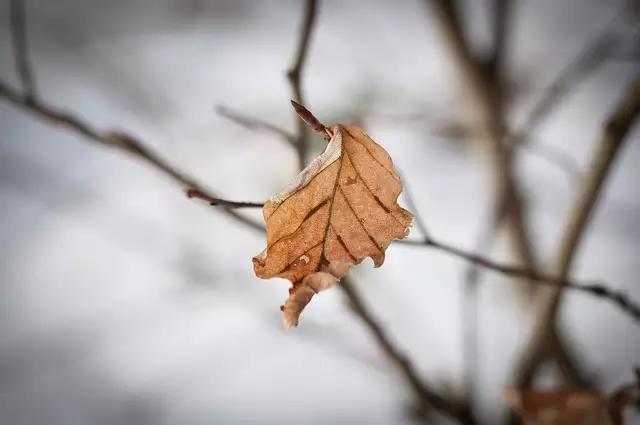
[252,111,412,328]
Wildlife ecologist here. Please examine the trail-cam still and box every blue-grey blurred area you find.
[0,0,639,424]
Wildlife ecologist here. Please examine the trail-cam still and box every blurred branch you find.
[507,5,629,147]
[216,105,295,147]
[340,276,477,425]
[511,75,640,388]
[486,0,512,79]
[429,0,621,390]
[351,110,580,183]
[0,80,264,231]
[287,0,318,171]
[430,5,622,403]
[428,0,541,406]
[429,0,540,299]
[9,0,37,101]
[518,139,580,183]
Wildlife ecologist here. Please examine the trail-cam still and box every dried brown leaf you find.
[505,388,611,425]
[253,119,412,327]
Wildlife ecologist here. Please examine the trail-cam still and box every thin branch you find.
[287,0,318,171]
[512,75,640,387]
[9,0,37,101]
[215,105,296,147]
[339,276,477,425]
[398,236,640,323]
[0,80,264,231]
[185,188,264,208]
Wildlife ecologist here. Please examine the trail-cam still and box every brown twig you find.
[511,75,640,388]
[215,105,296,147]
[0,80,264,231]
[9,0,37,101]
[287,0,318,171]
[398,236,640,323]
[185,188,264,208]
[340,276,477,425]
[291,99,332,140]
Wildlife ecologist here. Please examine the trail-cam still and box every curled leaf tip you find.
[290,101,329,138]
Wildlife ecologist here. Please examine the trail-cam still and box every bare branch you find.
[512,75,640,387]
[9,0,37,101]
[339,276,477,425]
[215,105,295,147]
[398,236,640,323]
[185,188,264,208]
[0,80,264,231]
[287,0,318,171]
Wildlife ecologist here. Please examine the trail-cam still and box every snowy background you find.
[0,0,638,424]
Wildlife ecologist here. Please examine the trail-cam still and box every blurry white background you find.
[0,0,638,424]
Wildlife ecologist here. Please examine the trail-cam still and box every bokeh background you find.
[0,0,638,424]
